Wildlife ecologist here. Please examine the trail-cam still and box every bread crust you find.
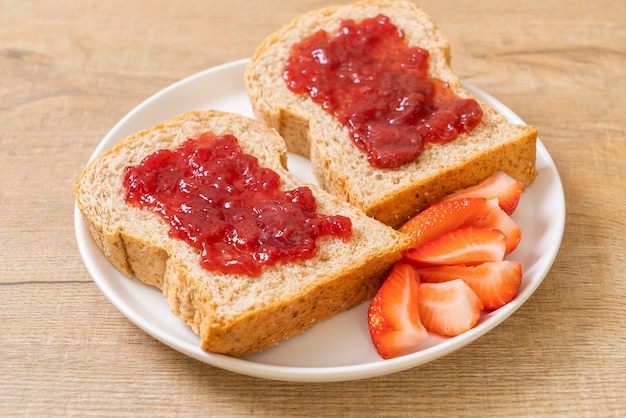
[74,110,409,356]
[245,0,537,228]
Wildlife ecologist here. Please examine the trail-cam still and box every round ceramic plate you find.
[74,59,565,382]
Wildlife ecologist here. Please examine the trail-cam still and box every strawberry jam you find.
[123,133,352,277]
[283,14,483,168]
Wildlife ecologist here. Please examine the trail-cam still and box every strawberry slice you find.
[368,261,428,359]
[403,226,507,267]
[416,261,523,310]
[472,198,521,254]
[432,171,523,215]
[399,197,521,254]
[399,198,490,248]
[417,279,483,336]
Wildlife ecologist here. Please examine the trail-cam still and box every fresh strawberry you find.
[399,197,491,248]
[432,171,523,215]
[416,261,523,310]
[399,197,521,254]
[417,279,483,336]
[472,198,521,254]
[403,226,507,267]
[368,261,427,359]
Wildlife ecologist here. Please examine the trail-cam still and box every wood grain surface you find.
[1,0,624,416]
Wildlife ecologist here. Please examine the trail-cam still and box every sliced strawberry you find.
[417,279,483,336]
[403,226,507,267]
[368,261,428,359]
[472,198,521,254]
[399,198,490,248]
[416,261,523,310]
[432,171,523,215]
[399,197,521,254]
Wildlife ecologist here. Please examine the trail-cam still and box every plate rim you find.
[74,59,565,382]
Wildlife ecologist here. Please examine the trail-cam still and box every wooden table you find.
[2,0,624,415]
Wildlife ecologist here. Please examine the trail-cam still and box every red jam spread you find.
[123,133,352,277]
[283,14,483,169]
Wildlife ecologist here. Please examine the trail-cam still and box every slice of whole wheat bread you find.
[74,110,410,356]
[245,0,537,228]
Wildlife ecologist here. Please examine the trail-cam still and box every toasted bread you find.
[245,0,537,228]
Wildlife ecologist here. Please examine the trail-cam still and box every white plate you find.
[74,59,565,382]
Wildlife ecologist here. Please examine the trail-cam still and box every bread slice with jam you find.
[245,0,537,228]
[74,110,410,356]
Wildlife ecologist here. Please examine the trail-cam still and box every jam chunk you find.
[123,133,352,277]
[283,14,483,168]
